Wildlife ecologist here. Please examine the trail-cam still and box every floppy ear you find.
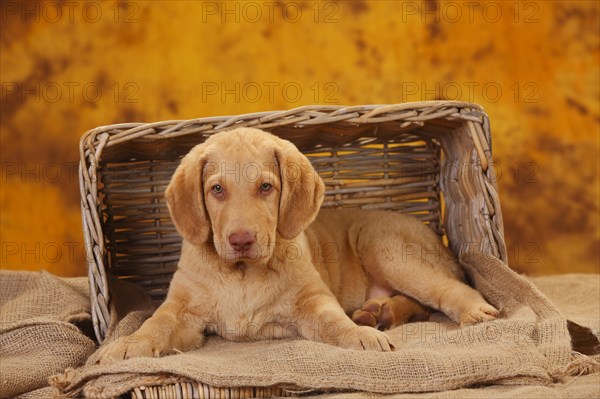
[275,139,325,239]
[165,145,210,245]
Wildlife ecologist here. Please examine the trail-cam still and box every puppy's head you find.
[166,127,325,265]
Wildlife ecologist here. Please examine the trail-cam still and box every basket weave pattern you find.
[79,101,506,346]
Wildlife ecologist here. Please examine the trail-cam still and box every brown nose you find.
[228,231,256,252]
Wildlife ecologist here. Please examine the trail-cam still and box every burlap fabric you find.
[323,373,600,398]
[3,254,598,398]
[0,270,153,399]
[49,253,598,398]
[0,271,95,398]
[532,274,600,333]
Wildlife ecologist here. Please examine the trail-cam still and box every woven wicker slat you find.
[127,381,325,398]
[79,101,506,398]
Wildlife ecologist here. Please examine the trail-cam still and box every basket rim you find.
[80,100,486,141]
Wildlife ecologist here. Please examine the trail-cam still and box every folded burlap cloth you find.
[0,270,153,399]
[0,270,95,399]
[2,253,598,398]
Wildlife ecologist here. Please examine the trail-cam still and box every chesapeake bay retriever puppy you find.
[97,127,498,362]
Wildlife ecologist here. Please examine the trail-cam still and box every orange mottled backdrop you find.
[1,1,598,276]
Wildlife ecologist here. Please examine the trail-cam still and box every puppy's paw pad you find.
[379,303,394,329]
[352,310,377,328]
[363,301,382,314]
[352,298,390,330]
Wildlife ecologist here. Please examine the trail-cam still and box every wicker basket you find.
[79,101,506,397]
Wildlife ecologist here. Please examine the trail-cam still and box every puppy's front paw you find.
[337,326,395,352]
[459,303,499,324]
[95,334,165,365]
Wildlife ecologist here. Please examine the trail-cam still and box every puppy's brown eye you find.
[260,183,273,193]
[211,184,224,195]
